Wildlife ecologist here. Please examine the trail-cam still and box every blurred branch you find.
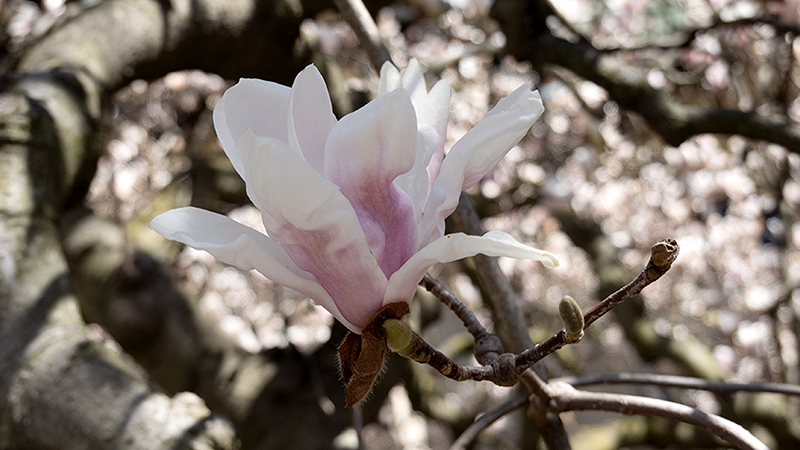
[14,0,396,90]
[331,0,392,71]
[574,416,722,449]
[540,32,800,150]
[604,16,800,52]
[449,392,529,450]
[554,373,800,397]
[492,0,800,151]
[451,193,537,353]
[353,405,366,450]
[545,382,769,450]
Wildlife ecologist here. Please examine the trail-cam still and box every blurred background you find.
[2,0,800,448]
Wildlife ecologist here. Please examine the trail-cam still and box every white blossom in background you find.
[150,59,557,333]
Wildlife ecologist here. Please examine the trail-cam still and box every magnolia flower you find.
[150,60,557,335]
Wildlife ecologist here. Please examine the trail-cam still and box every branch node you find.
[491,353,519,386]
[474,333,504,365]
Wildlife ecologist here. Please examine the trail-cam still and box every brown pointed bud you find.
[559,295,584,342]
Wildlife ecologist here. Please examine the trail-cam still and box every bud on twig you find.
[559,295,584,342]
[645,239,679,281]
[384,318,414,354]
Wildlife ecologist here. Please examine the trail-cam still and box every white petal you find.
[287,65,337,174]
[415,78,451,135]
[417,79,451,195]
[385,231,559,305]
[149,207,360,331]
[324,88,417,186]
[213,79,290,179]
[395,79,451,219]
[378,61,401,96]
[401,58,427,103]
[394,123,439,219]
[416,85,544,247]
[487,82,540,118]
[239,134,390,330]
[449,84,543,190]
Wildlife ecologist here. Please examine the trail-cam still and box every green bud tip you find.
[383,318,413,352]
[559,295,584,342]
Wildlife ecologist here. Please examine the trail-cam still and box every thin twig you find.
[419,273,508,365]
[515,239,679,373]
[449,392,529,450]
[383,318,516,385]
[331,0,392,72]
[414,240,680,383]
[553,372,800,397]
[421,273,489,339]
[545,382,769,450]
[584,239,679,328]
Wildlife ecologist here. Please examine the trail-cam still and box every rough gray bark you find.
[0,70,237,448]
[0,1,291,449]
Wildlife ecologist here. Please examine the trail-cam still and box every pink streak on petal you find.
[240,135,389,330]
[324,89,419,276]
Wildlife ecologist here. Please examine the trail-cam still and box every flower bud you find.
[383,318,414,353]
[559,295,584,342]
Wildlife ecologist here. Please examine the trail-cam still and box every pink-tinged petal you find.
[239,134,388,331]
[288,65,337,174]
[394,123,439,220]
[395,75,451,220]
[324,89,419,276]
[378,61,402,96]
[417,84,544,247]
[384,231,559,305]
[213,79,290,179]
[149,207,360,331]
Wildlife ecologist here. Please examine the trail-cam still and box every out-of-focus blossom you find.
[150,60,557,334]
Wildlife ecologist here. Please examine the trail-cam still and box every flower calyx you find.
[338,301,410,407]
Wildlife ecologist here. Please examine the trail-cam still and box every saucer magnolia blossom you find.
[150,60,557,404]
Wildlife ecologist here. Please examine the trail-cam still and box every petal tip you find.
[542,254,560,269]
